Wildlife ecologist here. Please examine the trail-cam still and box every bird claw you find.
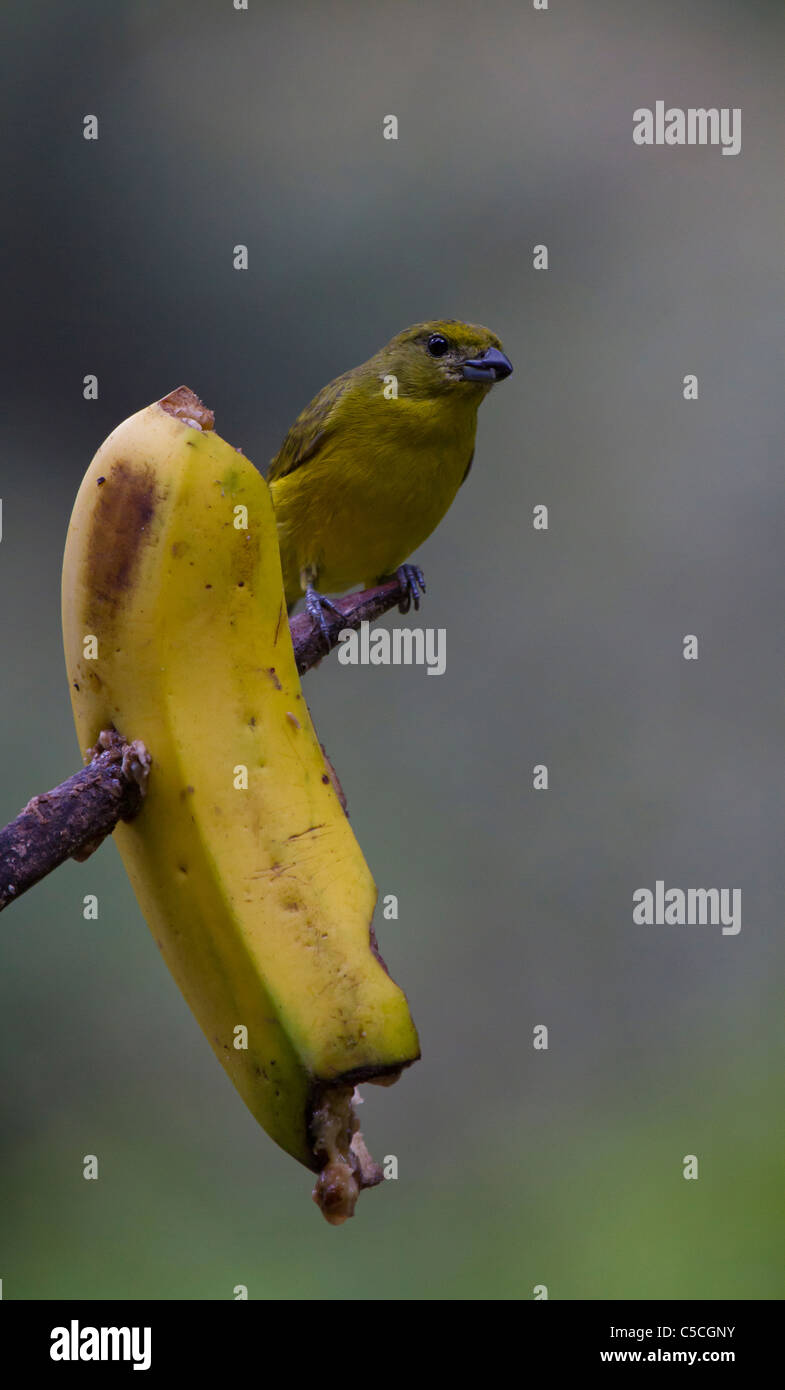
[395,564,426,615]
[305,585,343,653]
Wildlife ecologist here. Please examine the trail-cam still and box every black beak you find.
[461,346,513,384]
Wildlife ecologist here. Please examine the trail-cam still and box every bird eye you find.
[426,334,450,357]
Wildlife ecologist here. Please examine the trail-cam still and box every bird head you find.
[372,320,513,399]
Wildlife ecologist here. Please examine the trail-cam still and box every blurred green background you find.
[1,0,783,1299]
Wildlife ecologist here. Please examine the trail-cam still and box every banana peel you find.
[61,387,420,1223]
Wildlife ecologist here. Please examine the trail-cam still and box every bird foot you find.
[305,584,344,653]
[394,564,426,615]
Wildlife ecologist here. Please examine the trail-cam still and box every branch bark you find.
[0,577,410,913]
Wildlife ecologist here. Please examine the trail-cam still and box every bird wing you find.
[267,371,355,482]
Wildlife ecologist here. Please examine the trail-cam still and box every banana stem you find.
[0,575,411,913]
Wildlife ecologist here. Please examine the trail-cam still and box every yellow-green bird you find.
[267,319,512,637]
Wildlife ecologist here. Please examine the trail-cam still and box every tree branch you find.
[288,575,412,674]
[0,576,410,912]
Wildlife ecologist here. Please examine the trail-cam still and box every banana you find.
[61,387,419,1222]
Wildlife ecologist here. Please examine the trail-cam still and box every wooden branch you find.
[0,577,409,912]
[289,575,411,674]
[0,730,150,912]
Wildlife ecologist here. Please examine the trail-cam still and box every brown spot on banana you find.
[85,459,162,616]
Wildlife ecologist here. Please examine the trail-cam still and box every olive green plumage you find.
[268,320,512,609]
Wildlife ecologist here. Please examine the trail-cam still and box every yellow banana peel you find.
[61,387,420,1222]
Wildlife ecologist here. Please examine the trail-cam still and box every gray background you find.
[1,0,782,1298]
